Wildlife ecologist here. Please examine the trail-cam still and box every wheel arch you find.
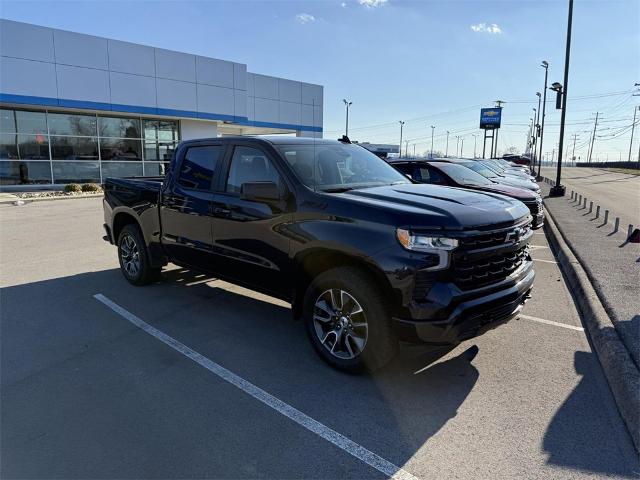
[291,248,396,321]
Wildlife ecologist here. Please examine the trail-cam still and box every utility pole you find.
[460,138,465,157]
[445,131,450,157]
[430,125,435,158]
[628,105,639,162]
[571,133,578,164]
[398,121,404,158]
[537,62,549,179]
[587,112,599,163]
[472,134,478,158]
[455,136,460,157]
[413,144,416,157]
[342,99,352,137]
[493,100,505,158]
[405,140,409,158]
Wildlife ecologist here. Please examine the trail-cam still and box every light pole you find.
[460,137,465,157]
[398,121,405,158]
[455,136,460,157]
[534,92,541,173]
[405,140,409,158]
[430,125,435,158]
[537,61,549,179]
[445,130,450,157]
[472,134,478,158]
[531,108,537,159]
[549,0,572,197]
[342,99,352,137]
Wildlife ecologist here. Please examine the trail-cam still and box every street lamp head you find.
[550,82,563,93]
[343,99,352,106]
[399,120,405,125]
[541,60,549,68]
[536,91,541,97]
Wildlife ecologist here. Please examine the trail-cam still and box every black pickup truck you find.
[103,136,535,372]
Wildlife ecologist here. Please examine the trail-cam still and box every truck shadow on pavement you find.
[543,351,638,478]
[2,268,637,478]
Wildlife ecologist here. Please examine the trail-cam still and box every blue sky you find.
[1,0,638,160]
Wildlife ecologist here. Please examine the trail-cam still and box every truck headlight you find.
[396,229,459,252]
[396,229,459,270]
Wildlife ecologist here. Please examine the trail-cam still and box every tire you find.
[117,224,161,286]
[303,266,398,373]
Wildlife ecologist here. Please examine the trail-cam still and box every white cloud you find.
[470,22,502,34]
[341,2,347,7]
[295,13,316,24]
[359,0,388,8]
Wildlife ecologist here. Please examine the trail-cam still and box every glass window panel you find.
[0,161,52,185]
[101,161,143,179]
[100,138,142,160]
[51,136,98,160]
[143,119,179,141]
[144,162,169,177]
[48,112,97,136]
[143,120,159,140]
[144,141,176,161]
[178,145,221,190]
[0,134,49,160]
[226,146,281,194]
[52,161,100,184]
[98,116,141,138]
[15,110,47,134]
[158,120,179,141]
[1,109,17,133]
[1,134,18,159]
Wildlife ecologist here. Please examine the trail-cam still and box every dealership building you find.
[0,19,324,188]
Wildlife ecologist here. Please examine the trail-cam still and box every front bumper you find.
[393,264,534,345]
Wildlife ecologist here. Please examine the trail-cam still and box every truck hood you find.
[492,175,540,192]
[337,184,530,230]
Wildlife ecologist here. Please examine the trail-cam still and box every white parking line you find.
[93,293,418,480]
[529,245,549,251]
[533,258,558,264]
[520,314,584,332]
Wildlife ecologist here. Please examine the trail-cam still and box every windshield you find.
[435,163,493,186]
[276,143,410,192]
[465,161,501,179]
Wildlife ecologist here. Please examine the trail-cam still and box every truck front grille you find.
[453,244,529,290]
[523,200,543,217]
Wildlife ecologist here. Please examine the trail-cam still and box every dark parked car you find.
[103,137,534,372]
[389,158,544,229]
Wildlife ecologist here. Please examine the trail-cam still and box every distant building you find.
[355,142,399,159]
[0,19,323,188]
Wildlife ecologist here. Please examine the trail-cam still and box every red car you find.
[389,158,544,229]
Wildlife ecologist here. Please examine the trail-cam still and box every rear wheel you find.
[117,224,161,286]
[303,267,398,373]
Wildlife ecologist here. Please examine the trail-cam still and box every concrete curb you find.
[0,193,103,205]
[543,208,640,452]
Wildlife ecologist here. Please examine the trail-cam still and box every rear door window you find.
[178,145,222,190]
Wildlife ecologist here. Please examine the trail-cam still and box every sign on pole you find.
[480,107,502,129]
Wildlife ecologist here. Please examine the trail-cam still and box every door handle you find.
[213,207,231,216]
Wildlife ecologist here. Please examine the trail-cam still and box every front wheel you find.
[303,267,398,373]
[117,224,161,286]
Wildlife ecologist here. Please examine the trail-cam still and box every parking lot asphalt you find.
[2,197,639,479]
[540,167,640,229]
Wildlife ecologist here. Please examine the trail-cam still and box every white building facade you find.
[0,19,323,187]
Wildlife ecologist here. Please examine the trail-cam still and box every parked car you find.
[103,137,535,372]
[484,159,536,181]
[443,158,541,193]
[388,159,544,229]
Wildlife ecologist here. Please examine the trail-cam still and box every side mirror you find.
[240,181,281,202]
